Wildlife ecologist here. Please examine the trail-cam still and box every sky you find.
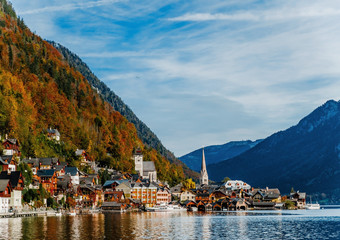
[10,0,340,157]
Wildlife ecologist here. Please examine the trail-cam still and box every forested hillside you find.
[48,41,198,179]
[0,0,184,185]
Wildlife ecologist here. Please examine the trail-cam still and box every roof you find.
[40,158,58,166]
[101,202,122,207]
[103,180,128,187]
[22,158,40,167]
[37,169,56,177]
[1,155,14,163]
[64,167,78,176]
[47,128,60,136]
[105,191,125,199]
[54,165,65,171]
[3,139,18,145]
[0,157,8,165]
[0,171,22,188]
[143,161,156,172]
[0,179,10,192]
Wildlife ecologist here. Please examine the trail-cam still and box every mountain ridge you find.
[207,99,340,203]
[179,139,262,172]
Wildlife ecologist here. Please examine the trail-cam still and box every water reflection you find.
[0,209,339,239]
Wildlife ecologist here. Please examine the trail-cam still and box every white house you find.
[64,167,80,185]
[180,189,196,202]
[10,190,22,211]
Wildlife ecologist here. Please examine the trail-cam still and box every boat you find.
[146,204,187,212]
[55,212,62,216]
[306,196,320,210]
[306,203,320,210]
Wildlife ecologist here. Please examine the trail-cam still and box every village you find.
[0,129,308,216]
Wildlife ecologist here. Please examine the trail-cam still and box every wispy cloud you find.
[18,0,124,15]
[168,8,340,22]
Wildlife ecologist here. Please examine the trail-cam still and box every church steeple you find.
[200,147,209,186]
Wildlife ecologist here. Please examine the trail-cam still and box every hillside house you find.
[46,128,60,142]
[64,167,81,185]
[36,169,57,194]
[0,155,17,172]
[0,179,12,213]
[2,139,20,156]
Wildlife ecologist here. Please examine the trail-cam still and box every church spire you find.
[200,147,209,186]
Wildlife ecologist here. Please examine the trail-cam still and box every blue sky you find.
[10,0,340,156]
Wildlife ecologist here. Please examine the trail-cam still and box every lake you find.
[0,207,339,240]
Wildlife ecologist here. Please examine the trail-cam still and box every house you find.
[263,188,281,203]
[290,191,306,209]
[0,171,24,190]
[77,185,102,208]
[75,149,93,167]
[157,188,171,205]
[0,170,24,212]
[2,139,20,156]
[54,165,66,177]
[104,191,125,202]
[0,179,12,213]
[0,156,17,172]
[180,189,196,202]
[46,128,60,142]
[36,169,57,194]
[64,167,80,185]
[103,180,128,190]
[170,183,182,199]
[39,158,59,170]
[115,181,132,199]
[210,190,227,202]
[228,198,248,211]
[183,200,197,209]
[22,158,40,175]
[130,182,157,206]
[56,175,72,195]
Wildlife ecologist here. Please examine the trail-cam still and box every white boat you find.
[306,196,320,210]
[306,203,320,210]
[146,204,186,212]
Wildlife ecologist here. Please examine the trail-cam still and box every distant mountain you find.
[179,140,262,172]
[48,41,198,179]
[208,100,340,203]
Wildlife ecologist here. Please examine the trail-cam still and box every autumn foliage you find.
[0,1,184,185]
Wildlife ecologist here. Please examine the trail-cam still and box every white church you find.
[133,148,157,182]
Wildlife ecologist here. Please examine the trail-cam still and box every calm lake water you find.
[0,207,339,240]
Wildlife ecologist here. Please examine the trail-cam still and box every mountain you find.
[48,41,198,180]
[179,140,262,172]
[208,100,340,203]
[0,0,184,185]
